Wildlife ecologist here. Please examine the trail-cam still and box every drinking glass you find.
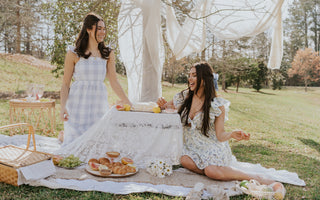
[37,84,45,99]
[165,104,177,113]
[26,84,34,97]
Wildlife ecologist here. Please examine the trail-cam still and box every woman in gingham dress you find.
[60,13,131,146]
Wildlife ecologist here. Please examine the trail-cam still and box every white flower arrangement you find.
[146,159,173,178]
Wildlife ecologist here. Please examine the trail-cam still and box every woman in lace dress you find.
[60,13,130,146]
[157,62,281,185]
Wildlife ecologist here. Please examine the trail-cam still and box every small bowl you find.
[106,151,120,158]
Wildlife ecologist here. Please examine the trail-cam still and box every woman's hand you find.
[157,97,168,109]
[60,107,69,121]
[231,130,250,141]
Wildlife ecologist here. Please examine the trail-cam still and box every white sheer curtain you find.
[118,0,285,102]
[118,0,164,103]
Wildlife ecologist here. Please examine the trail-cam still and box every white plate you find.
[85,165,138,178]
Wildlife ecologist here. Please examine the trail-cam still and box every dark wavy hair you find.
[178,62,217,137]
[74,12,111,59]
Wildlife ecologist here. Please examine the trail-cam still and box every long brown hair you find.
[74,12,111,59]
[178,62,217,137]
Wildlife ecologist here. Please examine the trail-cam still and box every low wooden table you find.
[9,99,56,135]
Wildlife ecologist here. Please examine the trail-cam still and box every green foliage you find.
[248,62,268,91]
[175,72,188,84]
[47,0,121,77]
[271,70,284,90]
[272,78,283,90]
[223,57,253,90]
[115,59,127,75]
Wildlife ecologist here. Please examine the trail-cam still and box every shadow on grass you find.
[255,91,276,95]
[298,137,320,153]
[223,89,276,96]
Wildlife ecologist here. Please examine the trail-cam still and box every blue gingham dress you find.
[63,46,109,146]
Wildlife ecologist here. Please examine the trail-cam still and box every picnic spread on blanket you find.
[0,106,306,199]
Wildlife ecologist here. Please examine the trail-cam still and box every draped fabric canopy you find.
[118,0,285,102]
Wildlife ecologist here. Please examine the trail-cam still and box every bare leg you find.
[180,155,204,175]
[181,156,275,185]
[204,165,274,185]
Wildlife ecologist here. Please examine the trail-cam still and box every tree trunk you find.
[4,32,8,53]
[313,10,318,51]
[25,27,31,54]
[171,61,175,87]
[221,40,226,91]
[212,35,215,57]
[16,0,21,53]
[305,81,308,92]
[171,55,176,87]
[201,49,206,61]
[304,11,308,48]
[318,7,320,52]
[221,73,226,91]
[236,76,240,92]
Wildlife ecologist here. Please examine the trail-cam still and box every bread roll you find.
[52,155,63,165]
[121,157,134,165]
[88,158,99,164]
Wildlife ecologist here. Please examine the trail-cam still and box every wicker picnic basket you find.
[0,123,52,186]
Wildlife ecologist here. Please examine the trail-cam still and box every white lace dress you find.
[63,46,109,146]
[173,91,233,169]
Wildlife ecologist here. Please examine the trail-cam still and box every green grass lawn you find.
[0,57,319,199]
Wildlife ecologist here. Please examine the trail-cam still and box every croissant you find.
[125,165,136,173]
[99,157,110,165]
[112,166,127,175]
[112,162,122,167]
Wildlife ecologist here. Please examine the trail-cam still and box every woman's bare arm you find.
[106,51,131,105]
[60,50,77,121]
[214,106,250,142]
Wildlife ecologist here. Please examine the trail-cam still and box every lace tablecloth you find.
[57,108,184,168]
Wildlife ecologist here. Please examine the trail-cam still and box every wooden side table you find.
[9,99,56,136]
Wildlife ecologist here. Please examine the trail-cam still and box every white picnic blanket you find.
[0,134,305,198]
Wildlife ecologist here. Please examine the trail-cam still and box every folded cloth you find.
[19,160,56,184]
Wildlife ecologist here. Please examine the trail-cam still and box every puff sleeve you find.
[210,97,230,121]
[173,90,189,110]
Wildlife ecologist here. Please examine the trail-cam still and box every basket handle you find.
[0,123,36,151]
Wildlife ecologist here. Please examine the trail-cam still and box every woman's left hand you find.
[231,130,250,141]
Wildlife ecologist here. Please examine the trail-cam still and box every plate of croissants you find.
[85,151,138,177]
